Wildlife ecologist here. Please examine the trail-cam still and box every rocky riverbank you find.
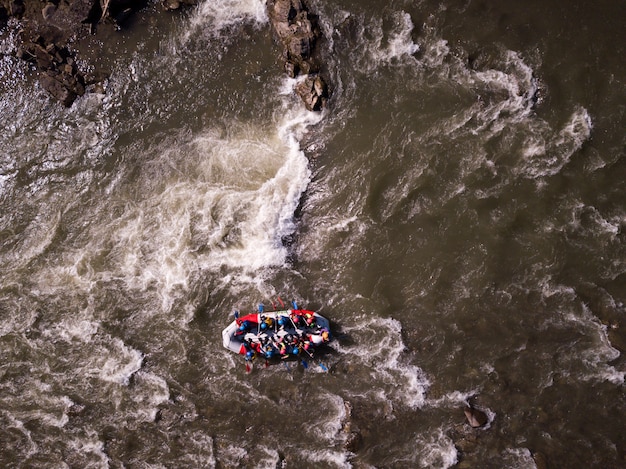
[0,0,329,110]
[0,0,153,105]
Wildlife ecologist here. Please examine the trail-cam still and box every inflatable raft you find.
[222,305,331,366]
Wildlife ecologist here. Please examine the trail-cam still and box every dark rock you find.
[34,43,55,69]
[10,0,25,18]
[341,400,363,453]
[17,30,88,106]
[268,0,318,70]
[608,325,626,353]
[68,0,100,24]
[40,72,78,106]
[0,6,10,26]
[313,75,326,96]
[464,406,488,428]
[42,2,57,20]
[163,0,181,11]
[287,31,312,59]
[36,27,66,48]
[345,431,362,452]
[295,74,327,111]
[454,434,478,454]
[533,451,548,469]
[3,0,118,107]
[284,60,296,77]
[114,7,133,24]
[267,0,330,110]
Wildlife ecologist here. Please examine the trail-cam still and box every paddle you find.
[245,359,252,374]
[301,346,329,372]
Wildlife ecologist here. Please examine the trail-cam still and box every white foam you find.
[307,392,346,443]
[518,107,592,178]
[173,432,216,467]
[416,429,458,468]
[382,11,420,62]
[3,210,61,273]
[29,397,71,428]
[0,411,38,458]
[296,448,352,469]
[539,281,625,385]
[217,444,247,468]
[128,371,171,422]
[501,447,537,468]
[563,201,620,240]
[67,431,110,467]
[420,34,451,69]
[345,10,419,73]
[96,338,143,385]
[43,317,99,343]
[456,50,538,137]
[576,305,624,385]
[255,447,281,468]
[333,316,430,409]
[184,0,268,42]
[30,108,317,313]
[426,389,480,409]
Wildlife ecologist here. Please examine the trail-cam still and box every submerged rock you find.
[341,400,363,452]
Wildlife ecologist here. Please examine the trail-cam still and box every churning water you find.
[0,0,624,467]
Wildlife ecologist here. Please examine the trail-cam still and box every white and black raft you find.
[222,302,330,372]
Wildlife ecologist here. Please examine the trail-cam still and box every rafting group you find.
[222,303,331,371]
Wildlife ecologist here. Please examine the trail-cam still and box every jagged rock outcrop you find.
[267,0,329,111]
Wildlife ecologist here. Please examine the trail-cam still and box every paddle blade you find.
[245,361,252,374]
[319,362,328,372]
[301,359,308,369]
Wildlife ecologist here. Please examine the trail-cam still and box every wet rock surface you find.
[464,405,488,428]
[267,0,329,111]
[341,400,362,453]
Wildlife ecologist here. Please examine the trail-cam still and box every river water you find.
[0,0,624,467]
